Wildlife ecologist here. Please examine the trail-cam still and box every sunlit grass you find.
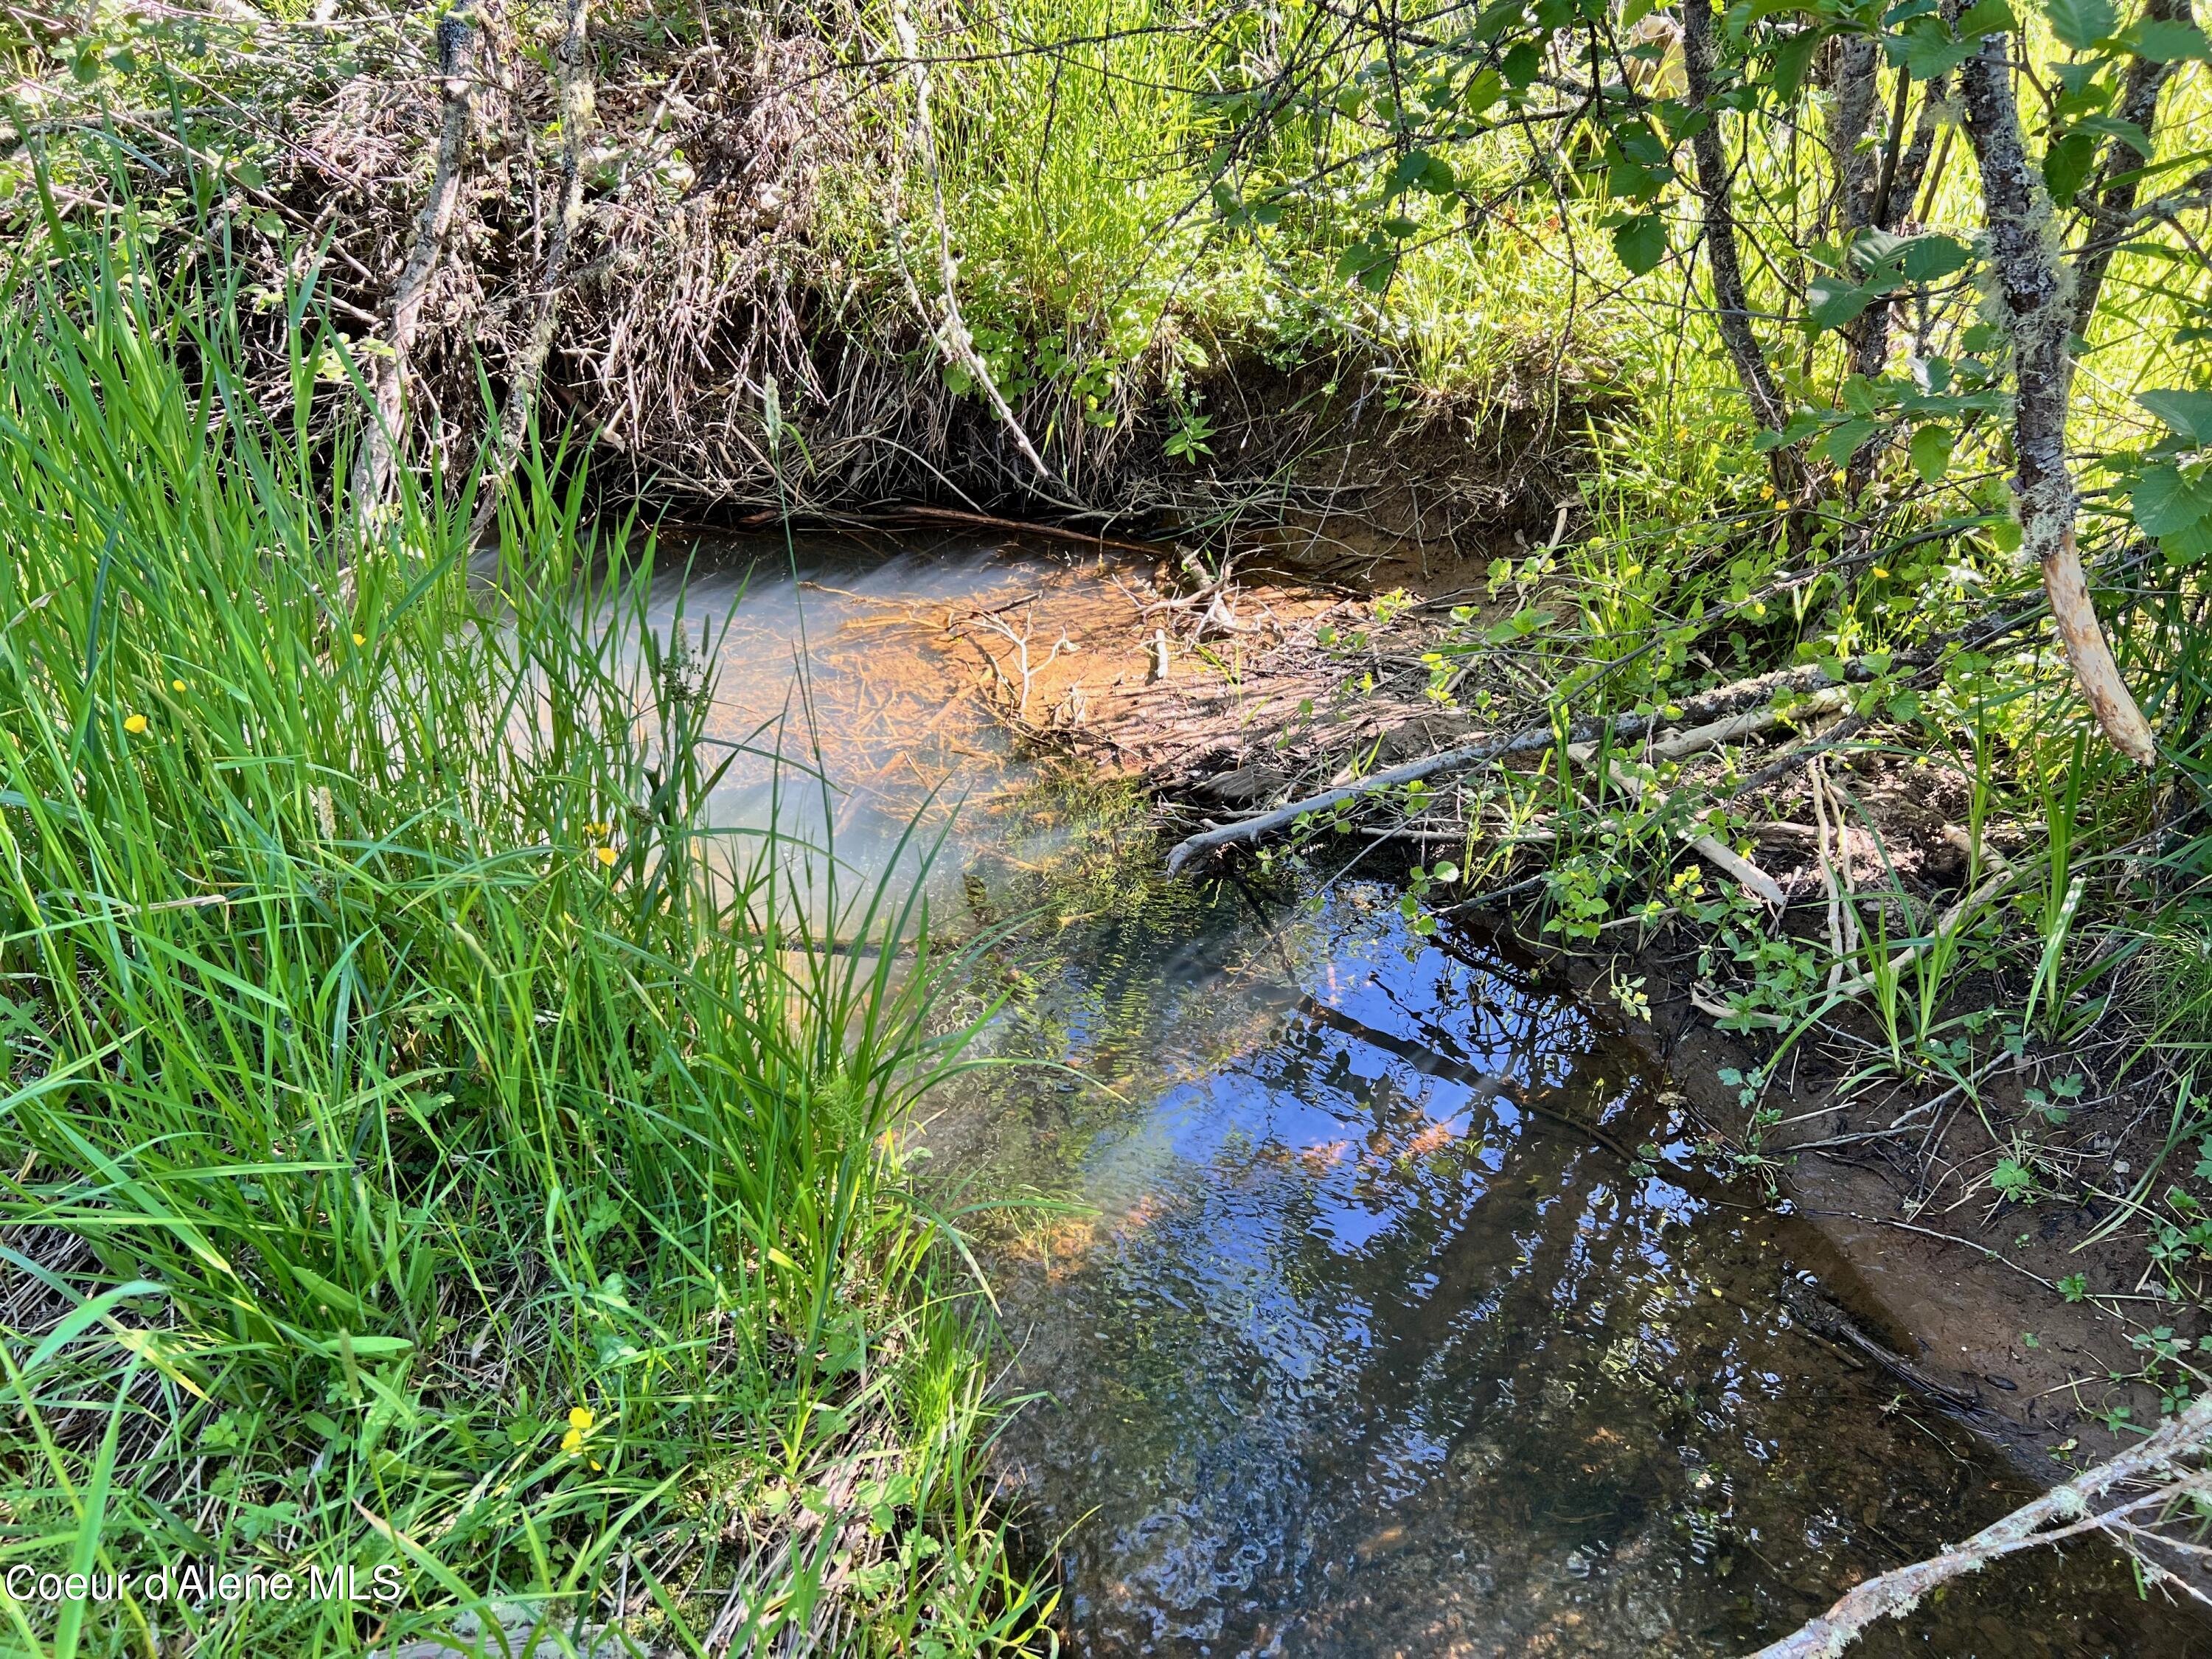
[0,245,1050,1655]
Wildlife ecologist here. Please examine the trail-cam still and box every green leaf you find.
[2139,388,2212,444]
[1899,27,1978,81]
[1910,422,1955,483]
[1813,419,1878,465]
[2042,131,2098,202]
[2045,0,2115,51]
[1805,272,1875,333]
[1460,67,1505,117]
[2129,17,2211,58]
[1958,0,2018,35]
[1892,232,1972,282]
[1392,149,1458,195]
[1612,212,1669,275]
[1770,27,1826,96]
[2076,114,2152,156]
[2131,464,2212,537]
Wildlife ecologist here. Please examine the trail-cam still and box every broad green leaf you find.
[2129,18,2211,58]
[2131,464,2212,536]
[2045,0,2116,51]
[1473,0,1526,44]
[2042,130,2098,201]
[1892,22,1980,79]
[1770,28,1826,95]
[1814,418,1878,465]
[1958,0,2019,35]
[1910,422,1955,483]
[2162,518,2212,566]
[1889,232,1972,282]
[1612,212,1669,275]
[1461,67,1505,117]
[2139,388,2212,443]
[1805,272,1876,332]
[2076,114,2152,156]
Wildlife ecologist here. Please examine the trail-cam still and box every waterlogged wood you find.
[1747,1389,2212,1658]
[351,12,478,520]
[1958,32,2156,768]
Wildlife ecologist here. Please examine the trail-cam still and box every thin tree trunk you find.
[1826,35,1881,238]
[350,11,479,521]
[2073,0,2191,340]
[468,0,594,545]
[1679,0,1790,436]
[1958,30,2155,765]
[1843,71,1947,498]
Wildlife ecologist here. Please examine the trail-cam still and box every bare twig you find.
[468,0,596,544]
[350,10,479,521]
[1747,1391,2212,1658]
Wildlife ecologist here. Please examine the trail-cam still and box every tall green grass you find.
[0,249,1048,1654]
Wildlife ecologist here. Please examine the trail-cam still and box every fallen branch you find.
[467,0,595,545]
[350,10,478,522]
[1165,655,1892,873]
[1747,1389,2212,1658]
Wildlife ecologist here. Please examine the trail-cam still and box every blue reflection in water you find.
[949,886,2182,1658]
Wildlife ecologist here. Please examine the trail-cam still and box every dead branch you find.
[1164,653,1899,872]
[350,9,479,521]
[1958,30,2155,767]
[1747,1390,2212,1658]
[468,0,595,543]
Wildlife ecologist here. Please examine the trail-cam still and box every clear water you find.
[665,538,2204,1658]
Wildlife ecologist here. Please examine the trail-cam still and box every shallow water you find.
[638,529,1065,922]
[945,880,2200,1657]
[663,540,2203,1658]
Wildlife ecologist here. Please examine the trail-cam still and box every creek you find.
[658,535,2194,1658]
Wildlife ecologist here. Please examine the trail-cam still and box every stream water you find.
[661,537,2203,1658]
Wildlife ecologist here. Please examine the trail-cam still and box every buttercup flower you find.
[352,633,366,647]
[568,1405,595,1431]
[170,679,186,693]
[123,714,148,734]
[595,846,618,866]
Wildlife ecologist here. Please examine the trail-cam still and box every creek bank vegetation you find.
[8,0,2212,1647]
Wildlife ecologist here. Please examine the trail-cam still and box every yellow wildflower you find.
[561,1427,583,1453]
[123,714,148,734]
[352,633,366,647]
[170,679,186,693]
[568,1405,595,1431]
[595,846,618,867]
[1871,566,1891,580]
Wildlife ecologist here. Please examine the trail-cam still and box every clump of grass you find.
[0,249,1049,1653]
